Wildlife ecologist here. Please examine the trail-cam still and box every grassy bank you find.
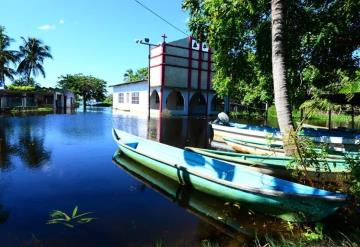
[229,105,359,128]
[8,107,53,114]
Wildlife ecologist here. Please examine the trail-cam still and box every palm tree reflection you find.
[0,204,10,224]
[17,126,50,169]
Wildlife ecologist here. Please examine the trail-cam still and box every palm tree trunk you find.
[271,0,295,155]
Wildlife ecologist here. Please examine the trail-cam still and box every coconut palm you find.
[17,37,52,84]
[0,26,18,86]
[271,0,294,154]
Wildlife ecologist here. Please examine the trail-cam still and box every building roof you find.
[109,79,148,87]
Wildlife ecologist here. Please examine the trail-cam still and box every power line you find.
[134,0,189,36]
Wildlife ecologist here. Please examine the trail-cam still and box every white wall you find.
[112,81,149,114]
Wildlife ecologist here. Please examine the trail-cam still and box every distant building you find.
[0,88,75,111]
[111,36,229,116]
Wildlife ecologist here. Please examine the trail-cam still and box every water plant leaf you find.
[47,206,96,228]
[72,206,78,217]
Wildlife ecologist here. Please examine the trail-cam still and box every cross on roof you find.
[161,34,167,43]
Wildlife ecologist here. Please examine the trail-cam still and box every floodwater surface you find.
[0,108,349,246]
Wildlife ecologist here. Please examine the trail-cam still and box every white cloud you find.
[59,19,65,24]
[38,24,56,30]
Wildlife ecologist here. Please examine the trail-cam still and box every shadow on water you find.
[112,152,291,245]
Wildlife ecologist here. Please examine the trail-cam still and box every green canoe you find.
[112,128,348,222]
[112,152,316,238]
[185,147,350,181]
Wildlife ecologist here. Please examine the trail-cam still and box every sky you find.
[0,0,189,89]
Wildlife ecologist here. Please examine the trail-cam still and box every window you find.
[131,92,139,104]
[126,93,130,103]
[118,93,124,103]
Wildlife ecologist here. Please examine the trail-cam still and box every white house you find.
[111,36,229,116]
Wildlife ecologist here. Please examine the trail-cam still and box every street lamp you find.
[135,38,156,119]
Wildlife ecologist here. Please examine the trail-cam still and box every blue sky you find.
[0,0,189,89]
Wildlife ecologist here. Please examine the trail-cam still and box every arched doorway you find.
[210,95,224,112]
[150,90,160,109]
[189,92,206,115]
[166,90,184,110]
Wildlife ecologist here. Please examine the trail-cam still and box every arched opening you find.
[210,95,224,112]
[150,90,160,109]
[189,92,206,115]
[166,90,184,110]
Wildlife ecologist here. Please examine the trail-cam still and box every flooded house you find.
[111,37,229,116]
[0,88,75,111]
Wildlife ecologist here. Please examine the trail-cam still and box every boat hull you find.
[113,129,347,222]
[212,123,360,145]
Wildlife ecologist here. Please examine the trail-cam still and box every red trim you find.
[159,43,166,113]
[151,53,213,63]
[150,63,215,73]
[187,37,193,91]
[206,48,212,115]
[197,42,203,90]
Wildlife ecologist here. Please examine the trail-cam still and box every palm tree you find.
[271,0,294,154]
[0,26,18,87]
[17,37,52,85]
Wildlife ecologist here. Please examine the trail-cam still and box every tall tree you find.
[17,37,52,85]
[0,26,18,87]
[183,0,360,108]
[57,74,107,110]
[271,0,294,154]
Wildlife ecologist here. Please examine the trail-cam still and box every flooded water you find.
[0,108,354,246]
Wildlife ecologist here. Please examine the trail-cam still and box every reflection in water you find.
[18,128,50,169]
[113,153,290,245]
[0,117,51,170]
[0,204,10,224]
[0,119,16,170]
[112,114,213,149]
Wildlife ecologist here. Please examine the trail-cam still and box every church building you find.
[112,36,229,116]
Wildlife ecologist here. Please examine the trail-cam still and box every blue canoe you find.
[112,128,348,222]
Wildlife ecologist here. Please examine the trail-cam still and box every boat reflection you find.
[112,151,291,243]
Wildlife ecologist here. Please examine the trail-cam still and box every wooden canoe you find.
[112,128,348,222]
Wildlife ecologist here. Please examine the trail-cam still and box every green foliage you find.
[46,206,96,228]
[0,26,18,84]
[12,76,38,86]
[7,84,35,91]
[103,94,113,105]
[201,240,220,247]
[57,74,107,108]
[123,67,148,82]
[343,154,360,201]
[183,0,360,108]
[303,223,324,241]
[17,37,52,82]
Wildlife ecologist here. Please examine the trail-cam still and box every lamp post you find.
[136,38,156,119]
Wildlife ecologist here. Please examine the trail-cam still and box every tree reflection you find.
[0,119,16,170]
[0,204,10,224]
[18,127,51,169]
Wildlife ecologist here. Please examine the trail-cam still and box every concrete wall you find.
[112,81,150,114]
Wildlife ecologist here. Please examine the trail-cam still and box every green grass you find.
[9,107,53,114]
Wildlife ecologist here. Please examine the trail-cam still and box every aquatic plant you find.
[201,240,220,247]
[46,206,96,228]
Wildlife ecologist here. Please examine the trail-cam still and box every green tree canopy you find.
[0,26,18,86]
[123,67,148,82]
[57,74,107,110]
[17,37,52,85]
[183,0,360,108]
